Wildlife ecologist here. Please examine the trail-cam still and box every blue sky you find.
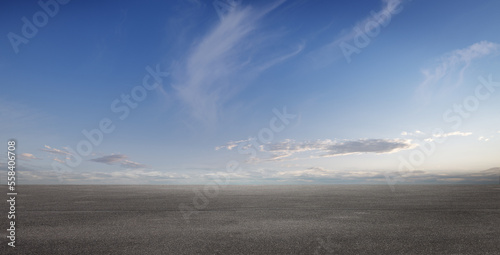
[1,0,499,185]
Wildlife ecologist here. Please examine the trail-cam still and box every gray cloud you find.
[264,138,414,160]
[325,139,412,156]
[90,154,127,164]
[90,154,148,169]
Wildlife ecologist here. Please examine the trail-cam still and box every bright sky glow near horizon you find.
[1,0,499,185]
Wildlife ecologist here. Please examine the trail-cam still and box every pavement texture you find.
[1,185,499,254]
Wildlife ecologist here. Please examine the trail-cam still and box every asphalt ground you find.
[1,185,499,254]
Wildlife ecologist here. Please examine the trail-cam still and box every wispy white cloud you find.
[255,42,305,72]
[53,157,65,163]
[171,0,302,125]
[401,130,425,137]
[432,131,472,138]
[89,154,148,169]
[416,41,500,102]
[402,130,471,138]
[415,131,472,142]
[40,145,73,156]
[120,160,149,169]
[215,138,252,150]
[275,167,332,178]
[478,136,489,142]
[18,153,41,161]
